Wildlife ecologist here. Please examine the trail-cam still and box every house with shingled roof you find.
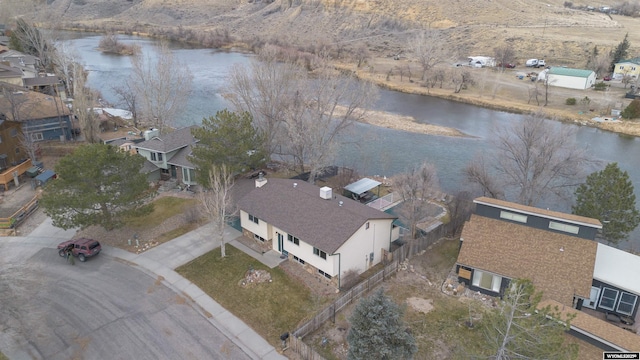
[133,126,198,186]
[237,177,398,289]
[456,197,640,352]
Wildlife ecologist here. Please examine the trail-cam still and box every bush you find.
[622,99,640,119]
[565,98,577,105]
[594,82,608,91]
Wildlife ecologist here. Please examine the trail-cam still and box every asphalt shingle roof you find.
[135,126,197,153]
[458,214,598,306]
[237,178,396,254]
[166,145,195,169]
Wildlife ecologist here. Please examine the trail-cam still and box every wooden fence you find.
[0,194,39,230]
[288,221,455,359]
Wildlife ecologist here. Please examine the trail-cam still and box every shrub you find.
[565,98,577,105]
[621,99,640,119]
[594,82,608,91]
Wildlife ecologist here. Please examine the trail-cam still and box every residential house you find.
[455,197,640,351]
[133,126,198,186]
[613,57,640,79]
[0,85,73,142]
[547,67,597,90]
[0,117,26,170]
[237,177,397,288]
[0,49,40,78]
[0,63,23,86]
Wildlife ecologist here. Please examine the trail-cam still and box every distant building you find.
[613,57,640,80]
[547,67,596,90]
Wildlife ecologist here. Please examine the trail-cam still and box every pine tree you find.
[40,144,152,230]
[347,289,417,360]
[573,163,640,244]
[610,33,630,73]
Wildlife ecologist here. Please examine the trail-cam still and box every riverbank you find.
[344,57,640,137]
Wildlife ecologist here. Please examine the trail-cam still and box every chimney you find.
[143,128,160,141]
[320,186,332,200]
[255,173,267,188]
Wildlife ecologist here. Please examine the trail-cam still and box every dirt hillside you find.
[10,0,640,65]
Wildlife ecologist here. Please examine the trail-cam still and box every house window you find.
[30,133,43,141]
[599,287,619,311]
[499,211,527,223]
[313,247,327,260]
[151,152,157,161]
[248,214,259,224]
[10,129,17,137]
[472,270,502,292]
[293,255,305,265]
[548,221,580,234]
[616,292,638,315]
[620,65,625,70]
[157,152,163,161]
[287,234,299,245]
[318,269,332,279]
[253,234,265,242]
[15,147,20,154]
[366,222,370,229]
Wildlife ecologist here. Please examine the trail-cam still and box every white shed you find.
[547,67,596,90]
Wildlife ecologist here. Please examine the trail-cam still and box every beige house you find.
[613,57,640,79]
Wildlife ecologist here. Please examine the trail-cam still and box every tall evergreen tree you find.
[610,33,630,73]
[573,163,640,244]
[478,279,578,360]
[190,109,266,185]
[40,144,153,230]
[347,289,417,360]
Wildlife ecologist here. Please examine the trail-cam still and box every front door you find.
[277,233,287,256]
[584,286,601,309]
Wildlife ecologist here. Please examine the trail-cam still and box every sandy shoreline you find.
[358,109,468,137]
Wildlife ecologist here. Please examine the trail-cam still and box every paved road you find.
[0,242,251,360]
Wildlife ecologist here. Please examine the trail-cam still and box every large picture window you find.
[617,292,638,315]
[599,287,619,311]
[471,270,502,292]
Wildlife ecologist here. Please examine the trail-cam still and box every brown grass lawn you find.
[125,196,197,229]
[307,238,605,359]
[176,245,328,348]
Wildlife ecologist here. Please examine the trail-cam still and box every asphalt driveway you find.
[0,244,251,360]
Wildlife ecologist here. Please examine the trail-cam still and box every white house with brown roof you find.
[456,197,640,351]
[133,126,198,186]
[237,177,397,289]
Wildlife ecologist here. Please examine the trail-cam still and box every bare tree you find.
[12,18,56,71]
[51,41,83,98]
[281,65,378,183]
[393,161,440,244]
[112,82,139,128]
[130,42,193,133]
[412,30,449,81]
[493,45,516,72]
[451,67,474,93]
[197,165,235,258]
[527,84,541,105]
[465,111,594,207]
[227,45,304,158]
[447,190,474,236]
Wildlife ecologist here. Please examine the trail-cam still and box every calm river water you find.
[61,33,640,249]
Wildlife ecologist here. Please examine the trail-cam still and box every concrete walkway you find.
[7,218,287,360]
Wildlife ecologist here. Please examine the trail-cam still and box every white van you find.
[526,59,539,67]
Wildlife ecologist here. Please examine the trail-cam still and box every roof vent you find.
[293,182,297,188]
[320,186,332,200]
[339,201,343,207]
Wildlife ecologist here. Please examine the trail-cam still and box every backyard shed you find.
[32,170,56,188]
[547,67,596,90]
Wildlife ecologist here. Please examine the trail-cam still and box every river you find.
[60,33,640,250]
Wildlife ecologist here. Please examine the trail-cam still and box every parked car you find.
[604,75,612,81]
[58,238,102,262]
